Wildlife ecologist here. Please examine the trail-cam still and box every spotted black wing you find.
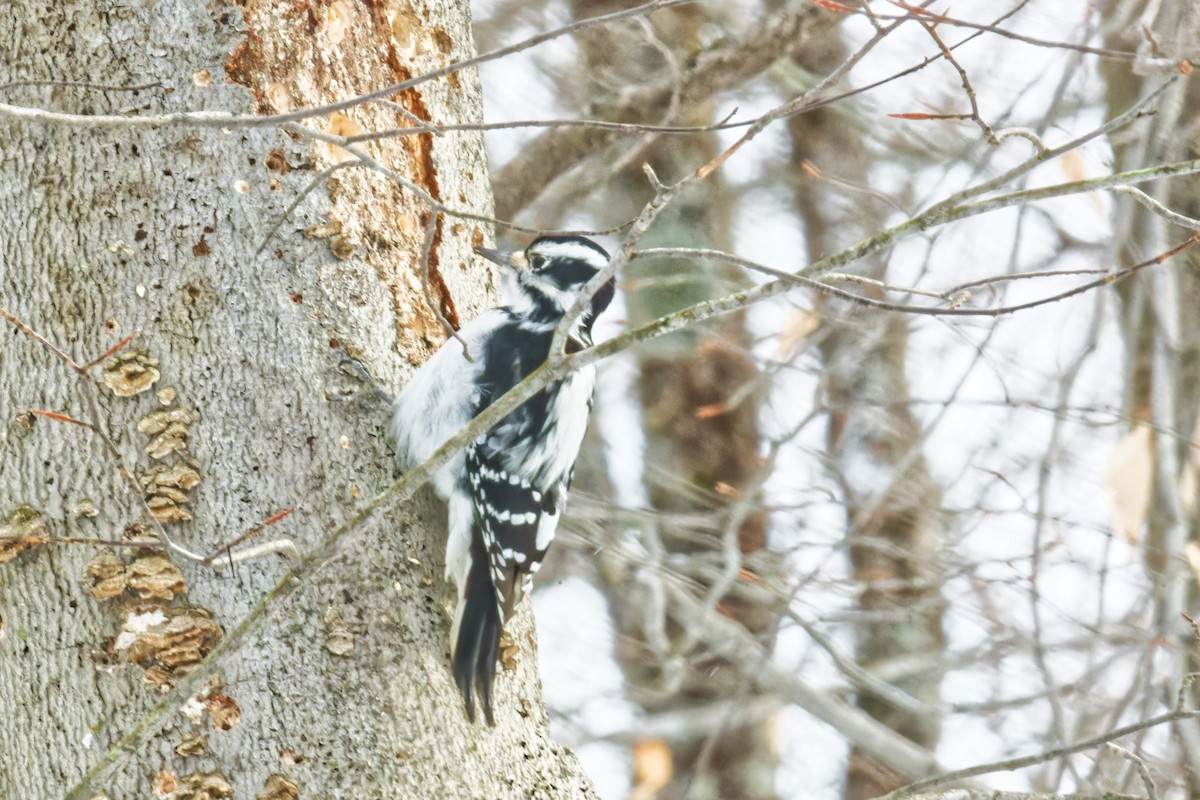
[466,443,549,620]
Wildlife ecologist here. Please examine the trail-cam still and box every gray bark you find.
[0,1,595,797]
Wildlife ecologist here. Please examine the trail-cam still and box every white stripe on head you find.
[526,239,610,270]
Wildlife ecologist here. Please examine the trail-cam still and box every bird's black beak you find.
[474,245,526,270]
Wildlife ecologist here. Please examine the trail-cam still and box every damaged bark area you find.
[224,0,473,353]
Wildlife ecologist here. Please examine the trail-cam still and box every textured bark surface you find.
[0,2,596,798]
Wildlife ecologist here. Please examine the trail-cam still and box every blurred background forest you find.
[467,1,1200,798]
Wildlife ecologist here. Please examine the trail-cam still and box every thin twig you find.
[373,98,443,133]
[878,2,1139,60]
[343,112,747,143]
[947,268,1109,295]
[993,126,1050,156]
[548,163,679,360]
[1106,743,1159,800]
[254,161,356,256]
[28,409,91,428]
[879,708,1195,798]
[925,78,1178,214]
[29,535,167,549]
[204,505,300,566]
[821,271,949,301]
[0,306,79,368]
[922,157,1200,228]
[0,0,692,132]
[1113,185,1200,229]
[634,231,1199,322]
[0,79,164,93]
[81,329,139,372]
[905,4,997,143]
[696,6,912,180]
[283,121,636,239]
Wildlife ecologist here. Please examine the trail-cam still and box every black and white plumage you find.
[390,235,614,724]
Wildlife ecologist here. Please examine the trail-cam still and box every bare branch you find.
[1106,743,1159,800]
[0,79,164,93]
[253,161,356,256]
[0,0,692,132]
[1113,185,1200,229]
[880,707,1197,798]
[926,77,1179,214]
[904,3,997,143]
[878,4,1139,60]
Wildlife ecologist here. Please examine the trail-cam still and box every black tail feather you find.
[452,529,501,725]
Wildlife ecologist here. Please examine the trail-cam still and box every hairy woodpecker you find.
[390,235,614,723]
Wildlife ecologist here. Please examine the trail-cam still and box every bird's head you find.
[476,235,615,334]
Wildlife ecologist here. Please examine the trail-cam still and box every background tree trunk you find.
[544,4,785,797]
[786,33,946,800]
[0,1,595,797]
[1101,0,1200,791]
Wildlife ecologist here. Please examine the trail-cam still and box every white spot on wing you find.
[535,505,560,551]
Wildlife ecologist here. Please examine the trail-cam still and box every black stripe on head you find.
[520,236,615,330]
[541,258,596,291]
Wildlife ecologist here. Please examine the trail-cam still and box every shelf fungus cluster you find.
[138,392,201,524]
[101,347,161,398]
[87,350,223,692]
[85,542,223,692]
[85,547,187,603]
[98,346,202,524]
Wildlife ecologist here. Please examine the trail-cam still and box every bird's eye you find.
[528,254,545,270]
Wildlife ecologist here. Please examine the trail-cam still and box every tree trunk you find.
[785,32,946,800]
[1100,1,1200,792]
[548,4,787,798]
[0,2,595,797]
